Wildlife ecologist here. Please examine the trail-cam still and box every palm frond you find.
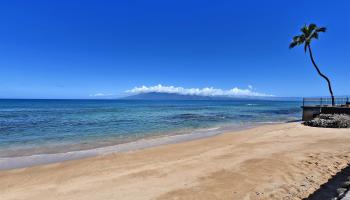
[289,41,298,49]
[317,27,326,32]
[311,32,319,39]
[301,25,308,36]
[309,24,317,31]
[290,23,326,50]
[298,35,306,43]
[293,35,300,41]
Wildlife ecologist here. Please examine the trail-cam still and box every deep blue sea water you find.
[0,99,301,159]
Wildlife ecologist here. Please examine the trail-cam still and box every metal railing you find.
[303,97,350,107]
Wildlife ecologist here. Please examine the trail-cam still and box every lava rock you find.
[336,188,347,196]
[304,114,350,128]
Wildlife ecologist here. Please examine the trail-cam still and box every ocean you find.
[0,99,301,169]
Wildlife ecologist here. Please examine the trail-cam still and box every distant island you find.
[124,92,233,100]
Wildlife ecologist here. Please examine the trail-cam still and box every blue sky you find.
[0,0,349,99]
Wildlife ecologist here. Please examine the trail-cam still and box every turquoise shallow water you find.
[0,99,301,157]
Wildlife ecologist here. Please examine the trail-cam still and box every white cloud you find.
[126,84,273,97]
[89,93,115,97]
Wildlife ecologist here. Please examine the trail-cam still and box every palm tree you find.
[289,24,335,106]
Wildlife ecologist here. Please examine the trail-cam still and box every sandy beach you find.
[1,122,350,200]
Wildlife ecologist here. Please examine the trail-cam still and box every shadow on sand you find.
[303,164,350,200]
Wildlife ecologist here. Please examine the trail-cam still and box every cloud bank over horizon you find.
[126,84,273,97]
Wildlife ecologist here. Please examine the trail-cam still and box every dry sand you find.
[1,122,350,200]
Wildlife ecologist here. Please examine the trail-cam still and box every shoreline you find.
[0,121,273,170]
[1,122,350,199]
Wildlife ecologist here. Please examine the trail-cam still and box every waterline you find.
[0,122,269,170]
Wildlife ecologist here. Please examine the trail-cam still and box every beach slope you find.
[1,123,350,200]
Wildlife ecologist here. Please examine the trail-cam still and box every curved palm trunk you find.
[307,44,335,106]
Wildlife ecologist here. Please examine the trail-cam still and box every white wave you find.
[89,93,115,97]
[126,84,273,97]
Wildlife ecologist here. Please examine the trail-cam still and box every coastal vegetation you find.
[290,24,335,106]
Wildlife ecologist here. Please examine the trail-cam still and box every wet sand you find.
[1,122,350,200]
